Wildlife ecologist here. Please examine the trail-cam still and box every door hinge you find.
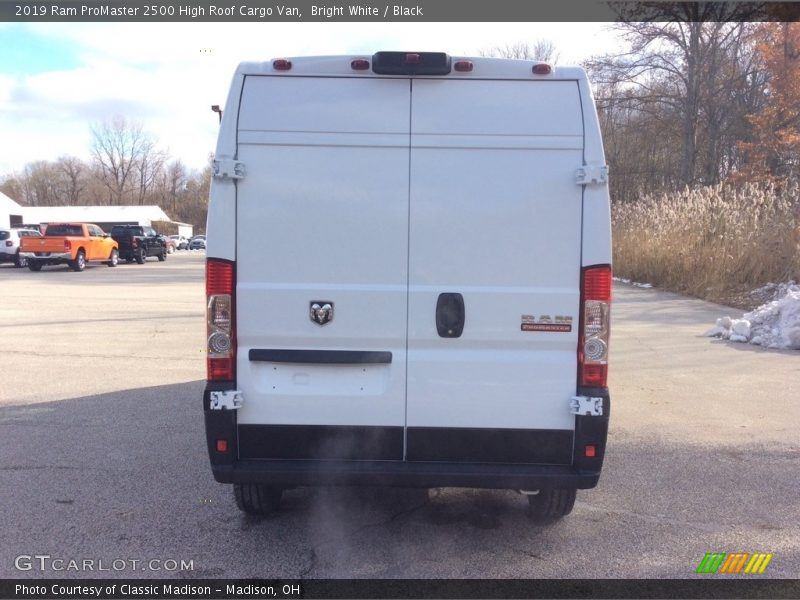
[575,164,608,186]
[213,159,245,180]
[570,396,603,416]
[209,390,244,410]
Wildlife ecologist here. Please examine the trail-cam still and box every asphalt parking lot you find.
[0,253,798,580]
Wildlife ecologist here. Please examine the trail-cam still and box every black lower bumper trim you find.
[239,424,403,461]
[211,459,599,489]
[407,427,572,464]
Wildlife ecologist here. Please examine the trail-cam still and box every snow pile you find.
[704,284,800,350]
[748,280,799,306]
[613,277,653,288]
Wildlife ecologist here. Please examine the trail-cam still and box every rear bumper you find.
[211,459,600,489]
[20,251,71,261]
[204,383,610,491]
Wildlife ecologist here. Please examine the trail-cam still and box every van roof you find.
[235,55,587,81]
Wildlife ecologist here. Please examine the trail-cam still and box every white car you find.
[0,228,42,268]
[169,235,189,250]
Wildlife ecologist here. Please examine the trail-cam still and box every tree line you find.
[0,116,211,231]
[4,22,800,227]
[587,20,800,203]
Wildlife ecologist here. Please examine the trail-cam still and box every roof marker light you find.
[532,63,552,75]
[273,59,292,71]
[454,60,474,72]
[404,53,422,65]
[351,58,370,70]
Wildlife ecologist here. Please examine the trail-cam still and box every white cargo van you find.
[204,52,611,521]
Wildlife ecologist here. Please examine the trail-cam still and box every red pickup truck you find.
[20,223,119,272]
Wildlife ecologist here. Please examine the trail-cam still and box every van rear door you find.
[405,79,584,464]
[234,76,410,461]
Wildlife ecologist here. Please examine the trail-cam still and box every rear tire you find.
[14,252,27,268]
[234,484,283,516]
[527,488,577,522]
[69,250,86,272]
[106,248,119,267]
[136,248,146,264]
[167,245,174,254]
[28,260,43,272]
[158,248,166,261]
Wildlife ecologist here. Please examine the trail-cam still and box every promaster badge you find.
[521,314,573,332]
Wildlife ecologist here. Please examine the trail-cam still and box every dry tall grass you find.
[612,182,800,307]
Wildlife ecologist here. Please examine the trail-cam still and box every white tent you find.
[0,192,24,229]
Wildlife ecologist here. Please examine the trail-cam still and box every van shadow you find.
[1,383,797,579]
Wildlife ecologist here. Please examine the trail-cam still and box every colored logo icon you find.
[697,552,773,574]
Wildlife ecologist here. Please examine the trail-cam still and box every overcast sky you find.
[0,22,620,176]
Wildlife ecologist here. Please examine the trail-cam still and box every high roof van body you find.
[204,53,612,520]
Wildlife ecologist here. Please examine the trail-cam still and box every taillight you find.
[5,241,11,247]
[578,265,611,388]
[63,240,71,251]
[206,259,235,381]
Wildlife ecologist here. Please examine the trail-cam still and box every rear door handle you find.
[436,293,465,338]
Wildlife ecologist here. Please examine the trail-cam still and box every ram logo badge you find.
[310,302,334,326]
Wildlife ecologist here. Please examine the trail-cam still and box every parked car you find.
[19,223,118,271]
[189,235,206,250]
[0,228,42,268]
[169,235,189,250]
[110,225,168,263]
[163,237,177,254]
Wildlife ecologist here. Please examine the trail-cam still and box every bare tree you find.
[480,40,560,63]
[134,144,167,205]
[0,175,25,205]
[90,116,155,205]
[587,21,759,196]
[161,159,188,215]
[56,156,87,205]
[20,161,63,206]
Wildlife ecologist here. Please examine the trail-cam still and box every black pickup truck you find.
[110,225,168,264]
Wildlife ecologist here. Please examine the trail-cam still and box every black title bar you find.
[3,579,800,599]
[2,1,800,22]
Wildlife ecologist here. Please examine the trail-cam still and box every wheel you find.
[167,245,174,254]
[158,248,167,261]
[69,250,86,272]
[526,488,577,521]
[28,260,43,272]
[136,248,146,264]
[106,248,119,267]
[234,484,282,516]
[14,252,27,268]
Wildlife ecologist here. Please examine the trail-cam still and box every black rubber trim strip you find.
[406,427,573,464]
[239,425,403,461]
[248,349,392,364]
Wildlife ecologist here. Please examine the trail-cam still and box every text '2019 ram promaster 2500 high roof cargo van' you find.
[203,52,612,521]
